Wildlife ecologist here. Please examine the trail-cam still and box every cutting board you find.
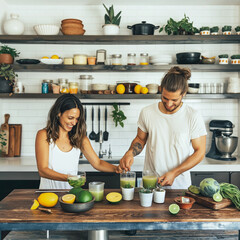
[8,124,22,157]
[0,114,10,155]
[185,191,232,210]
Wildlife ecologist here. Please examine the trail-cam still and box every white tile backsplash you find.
[0,2,239,158]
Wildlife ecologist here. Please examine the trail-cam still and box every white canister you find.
[74,54,87,65]
[14,81,24,93]
[121,187,134,201]
[3,14,24,35]
[153,189,166,204]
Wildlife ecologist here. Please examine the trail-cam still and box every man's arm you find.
[119,128,148,172]
[158,135,206,186]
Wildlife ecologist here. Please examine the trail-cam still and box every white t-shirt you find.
[138,102,207,189]
[39,141,80,189]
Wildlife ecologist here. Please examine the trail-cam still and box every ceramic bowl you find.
[92,84,108,91]
[146,84,159,94]
[174,196,195,209]
[40,59,63,65]
[59,197,95,213]
[202,58,215,64]
[61,18,83,24]
[34,24,59,35]
[188,83,200,94]
[61,27,85,35]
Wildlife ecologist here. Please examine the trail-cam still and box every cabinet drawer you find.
[230,172,240,188]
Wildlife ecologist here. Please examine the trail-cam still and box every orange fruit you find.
[30,199,39,210]
[141,87,149,94]
[116,84,125,94]
[37,192,58,207]
[51,55,60,59]
[42,56,49,59]
[134,84,142,94]
[62,194,76,204]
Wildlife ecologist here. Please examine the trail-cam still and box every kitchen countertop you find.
[0,156,240,172]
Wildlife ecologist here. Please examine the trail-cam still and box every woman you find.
[35,94,117,189]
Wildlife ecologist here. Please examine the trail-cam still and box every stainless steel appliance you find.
[206,120,238,161]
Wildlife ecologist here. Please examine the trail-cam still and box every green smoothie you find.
[120,177,136,188]
[89,190,104,202]
[142,175,157,189]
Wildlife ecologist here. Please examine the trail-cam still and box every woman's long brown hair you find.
[46,94,86,149]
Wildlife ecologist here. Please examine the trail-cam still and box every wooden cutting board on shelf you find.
[8,124,22,157]
[0,114,10,155]
[185,191,232,210]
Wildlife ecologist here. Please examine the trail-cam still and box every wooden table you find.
[0,189,240,240]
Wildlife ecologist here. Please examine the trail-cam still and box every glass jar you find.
[96,49,106,65]
[42,80,49,94]
[58,78,69,93]
[69,82,79,94]
[127,53,136,65]
[74,54,87,65]
[140,53,149,65]
[112,54,122,65]
[48,80,53,93]
[79,75,93,92]
[64,57,73,65]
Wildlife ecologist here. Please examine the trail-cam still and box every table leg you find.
[88,230,108,240]
[0,230,10,240]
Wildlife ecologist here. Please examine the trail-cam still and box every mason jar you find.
[69,82,79,94]
[140,53,149,65]
[112,54,122,65]
[58,78,69,93]
[127,53,136,65]
[79,75,93,91]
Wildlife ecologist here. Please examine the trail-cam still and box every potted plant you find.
[222,25,232,35]
[210,26,219,35]
[200,26,210,35]
[0,64,18,93]
[102,4,121,35]
[159,14,196,35]
[139,188,153,207]
[121,183,134,201]
[153,187,166,204]
[230,54,240,64]
[218,54,229,64]
[0,45,20,64]
[235,26,240,35]
[193,27,200,35]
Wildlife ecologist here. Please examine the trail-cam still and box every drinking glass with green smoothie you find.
[89,182,105,202]
[120,171,136,188]
[142,170,157,189]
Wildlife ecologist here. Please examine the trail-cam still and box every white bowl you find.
[188,87,199,94]
[92,84,108,91]
[34,24,60,35]
[40,59,63,64]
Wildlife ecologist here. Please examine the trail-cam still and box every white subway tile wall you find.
[0,3,239,157]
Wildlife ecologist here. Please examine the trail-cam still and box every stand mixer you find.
[206,120,238,161]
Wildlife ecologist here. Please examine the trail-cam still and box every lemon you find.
[51,55,60,59]
[116,84,125,94]
[38,192,58,207]
[42,56,49,59]
[62,194,76,204]
[140,87,149,94]
[134,84,142,94]
[30,199,39,210]
[106,192,122,204]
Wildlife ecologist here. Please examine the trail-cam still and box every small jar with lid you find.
[64,57,73,65]
[140,53,149,65]
[42,80,49,94]
[127,53,136,65]
[58,78,69,93]
[112,54,122,65]
[74,54,87,65]
[69,82,79,94]
[79,75,93,92]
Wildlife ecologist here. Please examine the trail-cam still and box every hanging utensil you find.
[103,106,109,141]
[95,106,101,142]
[80,106,87,158]
[89,106,97,141]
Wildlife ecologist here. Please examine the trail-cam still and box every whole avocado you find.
[200,178,220,197]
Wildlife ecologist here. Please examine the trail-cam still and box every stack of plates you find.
[149,55,172,65]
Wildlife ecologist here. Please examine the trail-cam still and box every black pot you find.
[176,52,201,64]
[127,21,159,35]
[0,77,13,93]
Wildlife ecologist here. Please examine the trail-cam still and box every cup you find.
[89,182,105,202]
[67,171,86,188]
[153,188,166,203]
[120,171,136,188]
[142,170,157,189]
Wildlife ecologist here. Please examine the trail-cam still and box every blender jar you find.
[89,182,105,201]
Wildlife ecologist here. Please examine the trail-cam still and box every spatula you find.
[103,106,109,141]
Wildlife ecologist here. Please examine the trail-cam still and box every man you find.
[119,66,207,189]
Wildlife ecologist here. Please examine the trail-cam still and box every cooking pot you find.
[127,21,159,35]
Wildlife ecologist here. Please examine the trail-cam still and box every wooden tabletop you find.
[0,189,240,232]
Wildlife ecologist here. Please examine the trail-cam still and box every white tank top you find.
[39,141,81,189]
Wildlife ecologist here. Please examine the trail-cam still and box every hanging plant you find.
[111,103,127,128]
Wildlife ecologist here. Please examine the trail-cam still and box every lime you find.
[213,193,223,202]
[76,190,93,203]
[69,187,83,195]
[169,203,180,215]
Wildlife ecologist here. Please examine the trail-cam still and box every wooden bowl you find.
[61,28,85,35]
[61,18,82,24]
[174,196,195,209]
[61,22,84,29]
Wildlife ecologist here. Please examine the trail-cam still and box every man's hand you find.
[158,170,177,187]
[119,152,134,172]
